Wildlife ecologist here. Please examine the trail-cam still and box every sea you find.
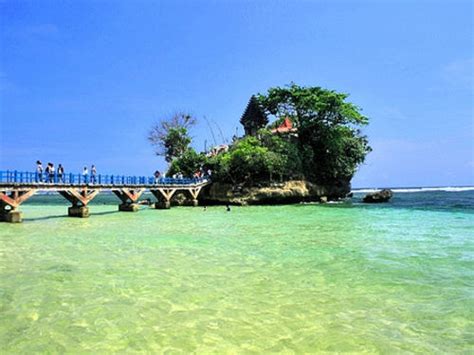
[0,187,473,353]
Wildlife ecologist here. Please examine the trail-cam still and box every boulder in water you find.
[363,189,393,203]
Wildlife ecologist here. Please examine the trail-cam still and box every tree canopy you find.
[256,83,371,184]
[257,83,368,127]
[148,112,196,163]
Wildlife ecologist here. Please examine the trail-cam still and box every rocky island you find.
[149,84,371,205]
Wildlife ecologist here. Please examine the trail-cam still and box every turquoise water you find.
[1,191,473,352]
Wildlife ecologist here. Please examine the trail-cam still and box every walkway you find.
[0,170,211,223]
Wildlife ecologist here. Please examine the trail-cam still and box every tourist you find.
[49,163,55,183]
[82,166,88,183]
[91,165,97,184]
[154,170,161,184]
[57,164,64,183]
[36,160,43,182]
[45,163,53,183]
[226,204,231,212]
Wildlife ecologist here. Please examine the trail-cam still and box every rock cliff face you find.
[201,180,350,205]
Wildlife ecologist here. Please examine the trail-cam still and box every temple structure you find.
[239,95,268,136]
[270,117,297,135]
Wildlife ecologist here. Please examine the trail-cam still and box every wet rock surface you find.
[363,189,393,203]
[201,180,350,205]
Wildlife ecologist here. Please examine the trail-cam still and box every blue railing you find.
[0,170,209,186]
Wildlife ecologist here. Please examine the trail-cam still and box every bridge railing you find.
[0,170,209,186]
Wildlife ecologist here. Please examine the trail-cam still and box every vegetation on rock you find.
[148,84,371,188]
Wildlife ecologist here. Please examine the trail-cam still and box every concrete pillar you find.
[118,203,139,212]
[191,199,199,207]
[154,200,170,209]
[0,210,23,223]
[68,206,89,218]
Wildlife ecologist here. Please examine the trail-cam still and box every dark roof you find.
[240,95,268,135]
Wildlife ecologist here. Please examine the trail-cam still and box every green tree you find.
[257,83,371,184]
[257,83,368,127]
[148,112,196,162]
[212,135,290,185]
[167,148,206,177]
[258,129,302,180]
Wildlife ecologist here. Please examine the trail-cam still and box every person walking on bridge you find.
[91,165,97,184]
[45,163,54,183]
[36,160,43,182]
[82,166,88,184]
[154,170,161,184]
[48,163,55,183]
[57,164,64,183]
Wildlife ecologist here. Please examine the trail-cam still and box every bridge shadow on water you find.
[24,210,120,222]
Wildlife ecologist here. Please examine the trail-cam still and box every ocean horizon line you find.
[351,186,474,193]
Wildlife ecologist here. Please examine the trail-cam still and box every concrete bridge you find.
[0,170,211,223]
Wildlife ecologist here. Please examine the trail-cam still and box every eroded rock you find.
[363,189,393,203]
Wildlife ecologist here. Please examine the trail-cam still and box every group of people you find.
[35,161,210,184]
[36,161,65,183]
[82,165,97,183]
[152,168,212,184]
[36,161,97,183]
[193,168,212,179]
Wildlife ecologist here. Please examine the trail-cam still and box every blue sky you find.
[1,0,472,187]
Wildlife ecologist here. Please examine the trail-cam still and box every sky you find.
[0,0,473,187]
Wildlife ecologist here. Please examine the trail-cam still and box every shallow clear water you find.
[1,191,473,352]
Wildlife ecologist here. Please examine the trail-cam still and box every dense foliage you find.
[167,148,205,177]
[257,83,371,184]
[152,84,371,186]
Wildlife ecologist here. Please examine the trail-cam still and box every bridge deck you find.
[0,182,209,191]
[0,170,212,222]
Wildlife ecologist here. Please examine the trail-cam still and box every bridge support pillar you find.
[113,189,144,212]
[0,189,37,223]
[187,187,203,207]
[119,203,139,212]
[151,189,175,210]
[0,206,22,223]
[154,200,170,209]
[68,206,90,218]
[59,188,99,218]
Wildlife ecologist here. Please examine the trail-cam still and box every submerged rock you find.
[363,189,393,203]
